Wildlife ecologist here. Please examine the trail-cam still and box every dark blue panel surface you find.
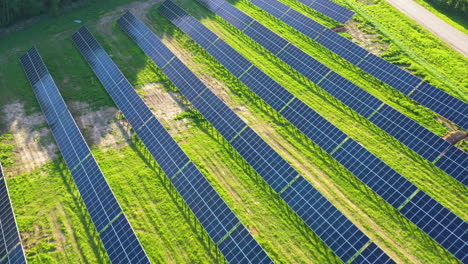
[250,0,289,20]
[162,59,207,101]
[191,89,246,142]
[435,147,468,186]
[319,71,382,117]
[0,245,27,264]
[316,29,368,65]
[218,225,273,264]
[0,178,21,262]
[281,177,369,262]
[400,191,467,263]
[358,54,421,95]
[370,105,451,161]
[277,44,330,84]
[332,140,417,208]
[198,0,254,31]
[100,214,150,264]
[231,128,298,193]
[352,242,395,264]
[311,0,355,24]
[172,163,240,243]
[410,83,468,130]
[281,99,348,153]
[280,9,326,39]
[206,40,253,78]
[243,21,289,56]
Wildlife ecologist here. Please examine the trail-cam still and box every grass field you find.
[0,0,466,263]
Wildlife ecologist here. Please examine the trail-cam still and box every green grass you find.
[413,0,468,35]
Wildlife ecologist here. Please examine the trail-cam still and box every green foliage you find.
[0,131,15,168]
[426,0,468,15]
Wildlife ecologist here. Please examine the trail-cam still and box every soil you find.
[345,20,389,55]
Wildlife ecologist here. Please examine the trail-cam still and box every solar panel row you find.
[160,2,467,262]
[250,0,468,130]
[195,0,467,186]
[0,165,26,264]
[74,23,271,263]
[351,243,395,264]
[309,0,355,24]
[140,5,382,262]
[20,47,150,264]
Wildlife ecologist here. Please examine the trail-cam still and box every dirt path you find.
[384,0,468,57]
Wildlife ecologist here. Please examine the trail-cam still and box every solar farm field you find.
[0,0,466,263]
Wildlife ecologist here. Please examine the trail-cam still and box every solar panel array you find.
[159,1,468,262]
[20,47,150,264]
[72,24,271,264]
[122,8,391,263]
[293,0,355,24]
[195,0,467,187]
[0,164,26,264]
[247,0,468,130]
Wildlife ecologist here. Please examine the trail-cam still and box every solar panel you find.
[162,59,207,101]
[369,105,452,161]
[280,8,326,39]
[242,21,289,56]
[434,147,468,186]
[230,127,299,193]
[21,47,150,263]
[281,99,348,153]
[315,29,368,65]
[319,72,382,117]
[281,177,370,262]
[400,191,467,263]
[171,163,240,243]
[0,244,26,264]
[249,0,289,20]
[310,0,355,24]
[351,242,395,264]
[218,225,272,263]
[410,82,468,130]
[201,0,254,31]
[207,40,253,78]
[100,214,150,264]
[332,139,417,208]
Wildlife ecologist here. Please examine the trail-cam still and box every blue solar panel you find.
[400,191,467,263]
[435,147,468,186]
[196,0,225,12]
[137,117,190,178]
[162,59,207,101]
[0,245,26,264]
[281,177,369,262]
[100,214,150,264]
[319,72,382,117]
[311,0,355,24]
[370,105,451,161]
[250,0,289,20]
[410,83,468,130]
[281,99,348,153]
[0,177,23,263]
[206,40,253,78]
[280,9,326,39]
[201,0,254,31]
[172,163,240,243]
[352,242,395,264]
[315,29,368,65]
[332,139,417,208]
[242,21,289,56]
[230,127,299,193]
[276,44,330,84]
[358,54,421,95]
[191,89,246,142]
[218,225,272,263]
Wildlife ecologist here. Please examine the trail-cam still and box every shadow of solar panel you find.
[332,139,417,208]
[100,214,150,264]
[214,2,254,31]
[277,44,330,83]
[281,99,347,153]
[280,10,326,39]
[370,105,451,161]
[435,147,468,186]
[206,40,253,78]
[0,245,27,264]
[160,1,218,49]
[230,128,298,193]
[218,225,273,263]
[319,72,382,117]
[311,0,355,24]
[315,29,368,65]
[250,0,289,19]
[281,177,369,262]
[352,243,395,264]
[243,21,288,55]
[400,191,468,263]
[239,66,295,111]
[71,157,122,232]
[0,179,20,261]
[410,83,468,130]
[118,12,174,68]
[162,59,207,101]
[358,54,420,95]
[191,90,246,142]
[171,163,240,243]
[138,117,190,178]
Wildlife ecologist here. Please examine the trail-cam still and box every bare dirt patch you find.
[345,20,389,55]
